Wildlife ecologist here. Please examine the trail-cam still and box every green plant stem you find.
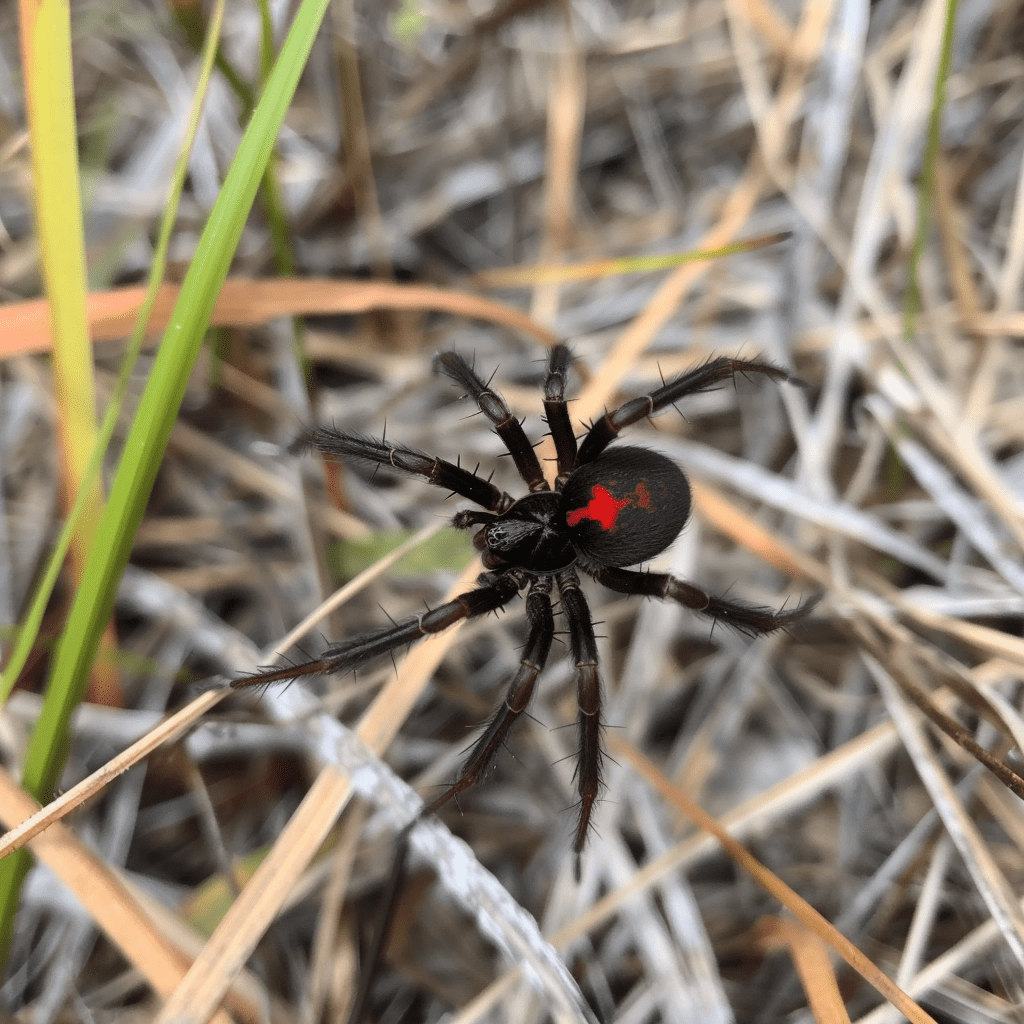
[0,0,331,965]
[902,0,960,342]
[1,1,227,708]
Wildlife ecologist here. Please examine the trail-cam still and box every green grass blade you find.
[902,0,960,342]
[0,0,227,707]
[0,0,331,960]
[26,0,111,697]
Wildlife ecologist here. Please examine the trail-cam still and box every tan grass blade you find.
[754,917,852,1024]
[0,764,246,1024]
[609,735,938,1024]
[0,278,559,357]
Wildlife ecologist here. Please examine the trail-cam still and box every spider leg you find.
[543,344,578,486]
[582,563,818,635]
[577,355,799,464]
[302,427,510,512]
[556,569,603,879]
[420,574,555,818]
[435,351,548,493]
[347,577,555,1024]
[232,571,526,688]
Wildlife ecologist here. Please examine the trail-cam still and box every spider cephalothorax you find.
[235,345,814,867]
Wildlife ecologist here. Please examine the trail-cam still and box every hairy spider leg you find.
[231,571,525,688]
[302,427,511,512]
[556,569,602,879]
[542,344,578,486]
[577,355,798,465]
[344,578,555,1024]
[579,562,819,636]
[419,574,555,818]
[435,351,549,493]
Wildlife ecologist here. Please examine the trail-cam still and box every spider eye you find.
[560,446,691,567]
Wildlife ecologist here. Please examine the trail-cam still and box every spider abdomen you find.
[560,445,691,567]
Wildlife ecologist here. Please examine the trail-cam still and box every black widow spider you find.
[234,344,814,868]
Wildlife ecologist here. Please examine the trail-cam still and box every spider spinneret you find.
[234,344,815,869]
